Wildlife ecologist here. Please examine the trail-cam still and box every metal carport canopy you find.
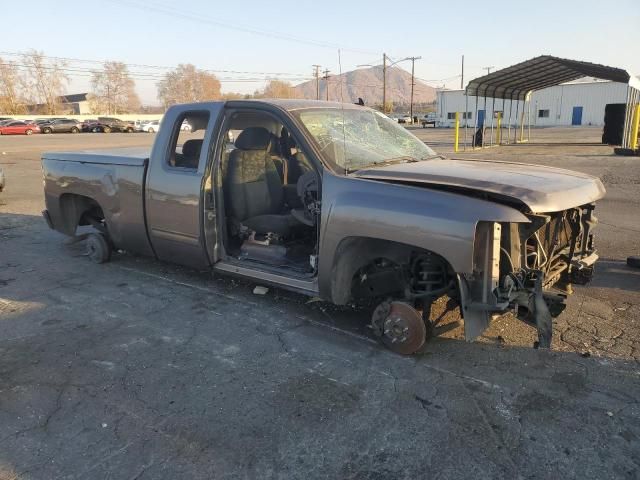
[466,55,636,100]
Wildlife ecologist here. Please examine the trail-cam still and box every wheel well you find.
[58,194,106,236]
[330,237,456,305]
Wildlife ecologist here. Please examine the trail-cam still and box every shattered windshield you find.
[295,108,437,172]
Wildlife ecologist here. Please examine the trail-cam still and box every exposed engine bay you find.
[463,204,598,347]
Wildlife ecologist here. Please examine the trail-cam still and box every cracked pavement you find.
[0,129,639,479]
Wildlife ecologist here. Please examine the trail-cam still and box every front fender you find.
[317,172,529,300]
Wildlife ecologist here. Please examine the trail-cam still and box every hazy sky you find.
[2,0,639,105]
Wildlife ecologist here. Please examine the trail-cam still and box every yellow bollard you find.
[496,112,502,145]
[454,112,460,153]
[631,103,640,150]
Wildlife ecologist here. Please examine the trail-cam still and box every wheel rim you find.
[26,130,32,135]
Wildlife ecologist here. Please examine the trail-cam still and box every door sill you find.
[214,260,319,296]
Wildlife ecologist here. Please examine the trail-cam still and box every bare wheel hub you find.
[383,315,411,344]
[372,301,427,355]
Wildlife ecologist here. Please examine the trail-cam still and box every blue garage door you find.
[572,106,583,126]
[477,110,485,127]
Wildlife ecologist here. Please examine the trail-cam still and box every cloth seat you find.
[225,127,297,237]
[175,139,202,168]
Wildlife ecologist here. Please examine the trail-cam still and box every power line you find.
[103,0,379,55]
[0,62,313,85]
[0,51,312,78]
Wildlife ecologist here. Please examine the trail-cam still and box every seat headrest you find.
[235,127,271,150]
[182,139,203,158]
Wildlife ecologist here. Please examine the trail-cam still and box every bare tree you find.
[90,61,141,114]
[21,50,69,115]
[254,80,298,99]
[0,57,27,114]
[157,64,221,107]
[220,91,245,100]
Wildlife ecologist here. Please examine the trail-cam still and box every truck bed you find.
[42,148,153,257]
[41,147,150,166]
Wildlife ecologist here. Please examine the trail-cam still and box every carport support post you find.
[507,97,513,145]
[519,100,526,142]
[513,99,520,144]
[454,112,460,152]
[528,95,532,141]
[490,97,496,146]
[473,95,479,148]
[496,112,502,144]
[500,98,506,145]
[482,95,487,147]
[464,92,468,150]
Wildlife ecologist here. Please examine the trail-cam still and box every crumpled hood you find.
[352,158,606,212]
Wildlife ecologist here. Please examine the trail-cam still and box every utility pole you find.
[483,66,494,75]
[313,65,321,100]
[322,69,330,101]
[382,53,387,113]
[408,56,422,122]
[461,55,464,89]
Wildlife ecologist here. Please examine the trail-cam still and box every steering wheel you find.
[291,171,319,227]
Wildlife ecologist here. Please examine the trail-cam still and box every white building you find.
[436,80,629,128]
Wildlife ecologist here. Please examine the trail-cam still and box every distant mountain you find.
[293,65,436,107]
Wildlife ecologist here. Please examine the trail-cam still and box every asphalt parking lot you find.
[1,128,639,479]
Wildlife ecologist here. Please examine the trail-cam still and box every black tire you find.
[627,256,640,269]
[25,129,33,135]
[127,127,133,133]
[86,233,111,264]
[103,126,112,133]
[71,127,79,133]
[42,127,52,134]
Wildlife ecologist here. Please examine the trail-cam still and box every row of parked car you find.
[0,117,168,136]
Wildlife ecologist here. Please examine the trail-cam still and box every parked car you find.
[0,121,40,135]
[35,118,67,124]
[0,117,13,122]
[40,119,82,134]
[80,119,99,132]
[0,119,14,126]
[180,120,192,132]
[398,115,413,124]
[141,120,161,133]
[132,120,147,131]
[93,117,135,133]
[41,99,604,354]
[421,113,437,128]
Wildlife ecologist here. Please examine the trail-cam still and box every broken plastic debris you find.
[101,423,108,428]
[606,411,614,417]
[253,286,269,295]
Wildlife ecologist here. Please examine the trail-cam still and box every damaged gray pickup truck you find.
[42,100,605,354]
